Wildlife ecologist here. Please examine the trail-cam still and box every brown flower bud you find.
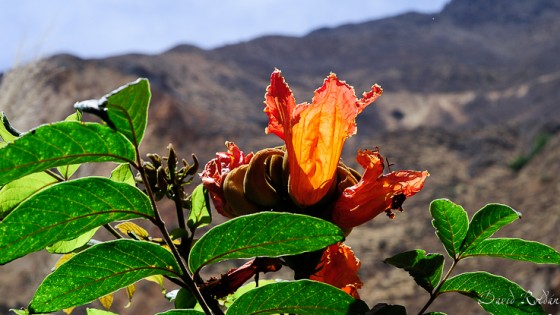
[243,148,284,207]
[268,153,285,193]
[223,165,262,216]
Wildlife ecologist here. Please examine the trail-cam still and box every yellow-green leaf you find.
[98,293,113,310]
[0,172,58,219]
[47,227,100,254]
[115,222,150,240]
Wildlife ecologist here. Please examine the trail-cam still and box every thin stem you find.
[136,154,215,315]
[171,184,190,260]
[103,224,122,239]
[417,258,459,315]
[45,169,65,182]
[173,187,186,231]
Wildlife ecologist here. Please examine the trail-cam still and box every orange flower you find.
[332,150,429,229]
[200,141,253,217]
[310,242,363,299]
[264,69,382,206]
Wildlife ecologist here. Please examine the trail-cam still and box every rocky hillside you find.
[1,0,559,313]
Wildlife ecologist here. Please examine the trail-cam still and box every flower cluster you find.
[200,69,429,298]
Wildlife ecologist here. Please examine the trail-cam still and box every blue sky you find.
[1,0,449,71]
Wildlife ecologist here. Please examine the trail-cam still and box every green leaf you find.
[0,172,58,219]
[440,271,544,314]
[57,111,83,179]
[86,308,119,315]
[188,212,343,273]
[174,288,197,309]
[424,313,447,315]
[156,310,205,315]
[369,303,407,315]
[110,163,136,186]
[29,239,181,313]
[75,79,151,146]
[187,184,211,230]
[9,309,28,315]
[430,199,469,258]
[64,111,83,122]
[0,177,153,264]
[460,204,521,254]
[384,249,445,293]
[0,121,136,186]
[461,238,560,264]
[46,227,100,254]
[0,112,21,143]
[227,280,369,315]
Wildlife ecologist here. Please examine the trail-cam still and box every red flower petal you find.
[310,242,363,299]
[332,150,429,228]
[264,69,298,140]
[200,141,253,217]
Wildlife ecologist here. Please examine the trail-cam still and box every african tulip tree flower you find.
[200,70,429,299]
[264,69,383,206]
[332,149,429,229]
[200,141,253,218]
[310,242,363,299]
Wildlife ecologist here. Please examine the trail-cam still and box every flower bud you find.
[268,153,285,193]
[244,148,284,207]
[223,165,262,216]
[147,153,162,168]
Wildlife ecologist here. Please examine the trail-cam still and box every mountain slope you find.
[1,0,559,313]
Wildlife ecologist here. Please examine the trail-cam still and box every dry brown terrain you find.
[1,0,559,314]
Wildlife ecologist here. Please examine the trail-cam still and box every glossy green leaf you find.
[110,163,136,186]
[430,199,469,258]
[57,111,83,179]
[227,280,368,315]
[86,308,119,315]
[75,79,151,146]
[461,238,560,264]
[369,303,407,315]
[0,121,136,186]
[156,310,205,315]
[9,309,28,315]
[46,227,100,254]
[187,184,211,230]
[188,212,343,273]
[0,172,58,219]
[440,272,544,314]
[384,249,445,293]
[460,204,521,254]
[0,177,153,264]
[29,240,181,313]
